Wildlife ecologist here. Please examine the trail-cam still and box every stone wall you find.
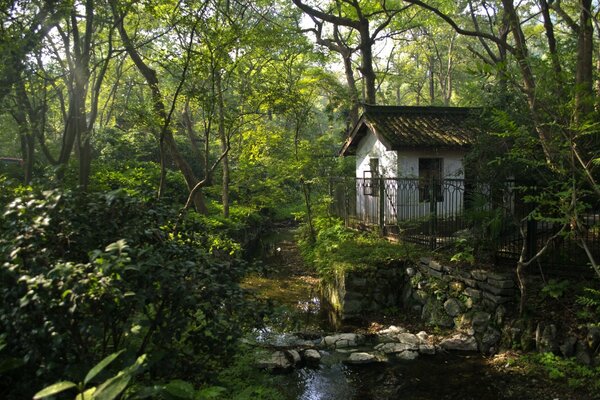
[321,257,600,363]
[321,257,517,353]
[320,262,405,320]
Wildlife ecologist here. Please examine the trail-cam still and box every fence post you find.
[429,176,438,250]
[526,218,537,260]
[344,177,350,227]
[379,177,385,235]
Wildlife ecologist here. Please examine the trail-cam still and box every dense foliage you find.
[0,186,267,398]
[297,216,417,279]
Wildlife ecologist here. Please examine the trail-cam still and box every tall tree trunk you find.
[342,53,360,125]
[111,0,207,212]
[359,20,376,104]
[575,0,594,119]
[216,70,229,218]
[428,57,435,104]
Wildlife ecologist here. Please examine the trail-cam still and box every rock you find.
[535,323,558,354]
[472,312,491,334]
[480,327,501,354]
[395,350,419,360]
[575,340,592,365]
[420,257,432,266]
[587,326,600,353]
[560,337,578,358]
[486,272,512,281]
[495,305,507,326]
[287,350,301,365]
[464,287,482,300]
[302,349,321,365]
[416,331,429,342]
[478,282,515,297]
[402,284,413,305]
[257,351,294,371]
[440,334,478,352]
[482,291,513,305]
[379,325,405,334]
[413,290,428,303]
[323,333,365,348]
[443,298,464,317]
[343,299,364,316]
[345,352,378,365]
[406,267,416,277]
[397,332,422,346]
[422,298,455,328]
[429,260,444,271]
[487,278,515,289]
[375,342,419,354]
[471,270,488,281]
[411,304,422,314]
[418,344,436,355]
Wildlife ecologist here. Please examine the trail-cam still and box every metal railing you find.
[329,177,600,271]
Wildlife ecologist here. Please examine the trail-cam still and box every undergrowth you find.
[297,216,418,279]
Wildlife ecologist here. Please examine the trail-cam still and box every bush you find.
[0,189,263,399]
[297,216,417,279]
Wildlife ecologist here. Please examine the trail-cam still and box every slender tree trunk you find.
[428,57,435,104]
[342,53,360,125]
[216,70,229,218]
[359,20,377,104]
[575,0,594,118]
[111,0,206,212]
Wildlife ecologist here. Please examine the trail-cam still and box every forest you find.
[1,0,600,399]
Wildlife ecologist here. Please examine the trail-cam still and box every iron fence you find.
[328,177,600,272]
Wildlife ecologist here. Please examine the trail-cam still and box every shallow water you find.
[243,229,560,400]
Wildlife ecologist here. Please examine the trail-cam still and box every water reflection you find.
[283,352,506,400]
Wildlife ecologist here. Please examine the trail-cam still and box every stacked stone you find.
[417,258,516,313]
[324,265,405,320]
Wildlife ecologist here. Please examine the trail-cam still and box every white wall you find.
[355,133,398,223]
[397,149,465,179]
[396,149,466,219]
[355,133,398,178]
[354,138,468,223]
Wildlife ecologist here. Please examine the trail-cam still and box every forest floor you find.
[242,227,599,400]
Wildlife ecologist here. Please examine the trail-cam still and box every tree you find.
[293,0,412,110]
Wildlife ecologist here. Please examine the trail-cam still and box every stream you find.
[242,227,581,400]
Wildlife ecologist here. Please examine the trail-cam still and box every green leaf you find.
[75,387,96,400]
[84,350,124,386]
[93,372,131,400]
[0,357,25,374]
[165,379,196,399]
[33,381,77,399]
[197,386,227,399]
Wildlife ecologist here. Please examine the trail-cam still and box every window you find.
[419,158,443,202]
[363,157,380,196]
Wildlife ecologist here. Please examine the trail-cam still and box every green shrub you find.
[297,216,417,279]
[0,189,263,399]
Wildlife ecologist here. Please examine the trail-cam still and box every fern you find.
[576,288,600,310]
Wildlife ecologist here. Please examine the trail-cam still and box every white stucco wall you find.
[354,136,468,223]
[397,149,465,179]
[355,133,398,178]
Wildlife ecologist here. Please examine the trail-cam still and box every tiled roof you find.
[340,105,480,156]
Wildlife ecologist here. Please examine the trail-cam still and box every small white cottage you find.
[339,105,480,224]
